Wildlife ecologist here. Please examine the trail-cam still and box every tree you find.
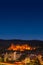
[34,58,41,65]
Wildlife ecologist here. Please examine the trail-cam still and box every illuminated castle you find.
[8,43,32,51]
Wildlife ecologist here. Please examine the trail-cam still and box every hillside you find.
[0,39,43,48]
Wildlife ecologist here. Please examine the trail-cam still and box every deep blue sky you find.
[0,0,43,40]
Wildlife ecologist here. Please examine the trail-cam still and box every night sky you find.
[0,0,43,40]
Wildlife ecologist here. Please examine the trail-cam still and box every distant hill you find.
[0,39,43,49]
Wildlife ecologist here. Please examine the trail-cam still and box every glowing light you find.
[8,43,34,51]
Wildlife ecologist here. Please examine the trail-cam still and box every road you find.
[0,62,24,65]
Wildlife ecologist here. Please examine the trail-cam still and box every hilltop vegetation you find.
[0,39,43,49]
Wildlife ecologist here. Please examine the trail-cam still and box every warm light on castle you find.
[8,43,33,51]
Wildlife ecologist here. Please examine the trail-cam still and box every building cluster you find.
[0,51,43,65]
[0,43,43,65]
